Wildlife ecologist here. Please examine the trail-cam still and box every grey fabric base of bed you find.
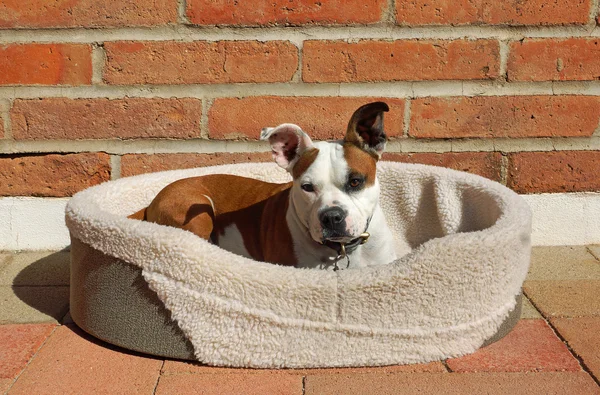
[70,238,195,360]
[69,237,521,363]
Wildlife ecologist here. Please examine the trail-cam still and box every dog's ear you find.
[344,102,390,160]
[260,123,314,171]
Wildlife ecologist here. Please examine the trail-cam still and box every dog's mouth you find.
[320,228,355,243]
[322,235,355,243]
[319,232,371,257]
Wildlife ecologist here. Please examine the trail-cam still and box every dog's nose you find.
[319,207,347,230]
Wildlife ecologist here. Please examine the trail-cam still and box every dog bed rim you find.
[144,268,518,338]
[66,161,530,279]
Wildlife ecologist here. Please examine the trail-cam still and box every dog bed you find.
[66,161,531,368]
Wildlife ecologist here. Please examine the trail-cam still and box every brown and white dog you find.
[129,102,397,270]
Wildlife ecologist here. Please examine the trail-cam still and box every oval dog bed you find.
[66,161,531,368]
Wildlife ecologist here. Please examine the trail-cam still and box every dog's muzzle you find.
[319,207,347,236]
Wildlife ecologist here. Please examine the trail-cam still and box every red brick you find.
[396,0,591,26]
[508,38,600,81]
[11,98,202,140]
[552,317,600,381]
[186,0,388,25]
[156,373,302,395]
[524,280,600,317]
[121,152,273,177]
[508,151,600,193]
[410,96,600,138]
[447,320,579,372]
[104,41,298,85]
[383,152,503,181]
[208,97,405,140]
[0,0,177,28]
[0,44,91,85]
[303,40,499,82]
[304,372,600,395]
[0,153,111,197]
[8,325,162,394]
[0,324,55,379]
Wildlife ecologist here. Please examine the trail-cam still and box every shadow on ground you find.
[12,249,71,322]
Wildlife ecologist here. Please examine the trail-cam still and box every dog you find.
[129,102,397,270]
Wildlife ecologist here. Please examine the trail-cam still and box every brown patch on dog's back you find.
[343,143,377,186]
[292,148,320,179]
[139,174,297,266]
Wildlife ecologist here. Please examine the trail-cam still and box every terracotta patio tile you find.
[521,297,543,319]
[291,361,447,375]
[155,373,303,395]
[161,361,270,375]
[0,253,10,267]
[589,245,600,261]
[0,286,69,324]
[1,378,14,393]
[552,317,600,381]
[446,319,580,372]
[524,280,600,317]
[528,246,600,281]
[8,325,162,395]
[0,324,55,379]
[304,372,600,395]
[0,251,70,286]
[162,360,446,376]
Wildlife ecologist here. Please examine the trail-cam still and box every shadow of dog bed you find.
[66,161,531,368]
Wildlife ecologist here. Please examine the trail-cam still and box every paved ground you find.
[0,246,599,394]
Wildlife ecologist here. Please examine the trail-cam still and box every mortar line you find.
[110,154,121,180]
[498,39,510,81]
[2,81,599,100]
[177,0,189,25]
[200,98,211,139]
[91,43,106,85]
[590,0,600,25]
[385,0,397,24]
[500,153,509,186]
[293,41,303,83]
[593,117,600,136]
[402,98,411,138]
[0,98,12,140]
[1,25,600,44]
[2,137,599,155]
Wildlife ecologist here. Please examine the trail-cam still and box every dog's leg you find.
[178,194,216,241]
[128,208,147,221]
[139,182,217,242]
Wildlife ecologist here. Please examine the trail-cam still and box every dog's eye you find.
[349,178,363,189]
[301,183,315,192]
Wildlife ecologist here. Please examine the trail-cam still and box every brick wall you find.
[1,0,600,198]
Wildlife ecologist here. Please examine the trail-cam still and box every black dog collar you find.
[322,232,370,271]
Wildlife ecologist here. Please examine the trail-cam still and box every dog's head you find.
[260,102,389,245]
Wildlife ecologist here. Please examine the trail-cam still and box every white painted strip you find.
[523,193,600,246]
[1,193,598,251]
[0,25,599,44]
[0,197,70,251]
